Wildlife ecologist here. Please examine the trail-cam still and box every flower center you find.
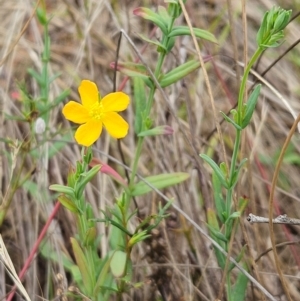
[89,102,104,120]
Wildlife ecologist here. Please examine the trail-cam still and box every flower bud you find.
[35,117,46,134]
[256,7,291,49]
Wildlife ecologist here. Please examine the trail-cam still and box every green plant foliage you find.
[110,250,127,278]
[241,84,261,129]
[131,172,190,196]
[168,26,218,43]
[159,60,201,87]
[70,237,94,295]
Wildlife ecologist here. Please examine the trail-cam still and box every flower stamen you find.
[89,102,104,120]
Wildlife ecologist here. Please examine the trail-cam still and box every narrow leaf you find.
[138,34,167,51]
[131,172,190,196]
[94,255,117,295]
[212,172,226,224]
[232,267,249,301]
[138,125,173,137]
[207,209,226,269]
[49,184,75,197]
[58,195,79,213]
[207,225,228,243]
[200,154,228,188]
[157,5,170,25]
[53,89,70,105]
[168,26,218,43]
[27,68,42,85]
[220,111,242,130]
[133,7,168,35]
[70,237,93,295]
[241,84,261,129]
[76,165,101,196]
[159,60,200,88]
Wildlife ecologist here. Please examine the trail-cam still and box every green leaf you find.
[110,250,127,278]
[133,77,147,134]
[138,125,173,137]
[200,154,229,189]
[83,227,97,247]
[207,225,228,243]
[167,1,184,19]
[58,195,79,213]
[94,255,117,296]
[168,26,218,43]
[36,7,48,25]
[220,111,242,130]
[232,266,249,301]
[138,34,167,51]
[226,211,241,223]
[133,7,168,35]
[27,68,42,85]
[158,5,171,26]
[70,237,93,295]
[52,89,70,105]
[212,172,226,224]
[49,184,75,197]
[131,172,190,196]
[228,245,247,273]
[219,162,228,177]
[207,209,226,269]
[75,164,101,198]
[128,230,151,247]
[159,59,200,87]
[109,205,127,250]
[48,73,61,85]
[241,84,261,129]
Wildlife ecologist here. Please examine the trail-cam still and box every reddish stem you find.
[7,201,61,301]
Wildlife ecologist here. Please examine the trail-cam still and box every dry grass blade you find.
[268,113,300,301]
[0,235,31,301]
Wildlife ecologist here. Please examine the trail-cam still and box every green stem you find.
[226,47,263,221]
[125,50,168,211]
[237,48,263,121]
[224,47,263,299]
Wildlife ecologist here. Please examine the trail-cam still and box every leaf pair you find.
[221,84,261,131]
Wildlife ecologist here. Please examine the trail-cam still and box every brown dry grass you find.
[1,0,300,300]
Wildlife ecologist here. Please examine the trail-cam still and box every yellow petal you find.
[62,101,90,124]
[101,92,130,113]
[74,120,103,147]
[102,112,129,138]
[78,80,99,109]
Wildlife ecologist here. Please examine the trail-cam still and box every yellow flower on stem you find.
[63,80,130,147]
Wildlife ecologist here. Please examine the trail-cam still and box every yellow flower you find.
[63,80,130,147]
